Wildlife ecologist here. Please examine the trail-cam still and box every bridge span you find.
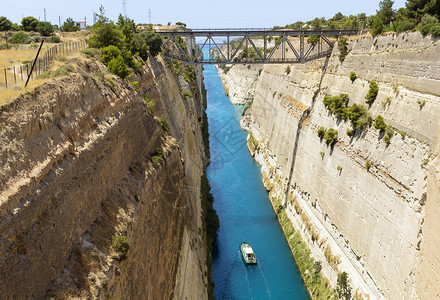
[158,28,359,65]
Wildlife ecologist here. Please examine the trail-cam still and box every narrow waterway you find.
[204,61,310,299]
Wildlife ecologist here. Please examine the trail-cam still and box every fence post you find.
[20,65,23,83]
[4,68,7,88]
[14,66,16,84]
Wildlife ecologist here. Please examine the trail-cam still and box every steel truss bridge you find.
[158,28,359,65]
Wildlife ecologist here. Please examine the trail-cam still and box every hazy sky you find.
[2,0,407,28]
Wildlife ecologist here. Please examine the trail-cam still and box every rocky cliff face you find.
[220,32,440,298]
[0,52,209,299]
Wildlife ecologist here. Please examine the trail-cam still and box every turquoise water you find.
[203,57,310,299]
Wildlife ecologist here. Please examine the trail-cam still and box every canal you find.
[203,55,310,299]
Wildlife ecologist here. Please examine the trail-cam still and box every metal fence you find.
[1,41,87,88]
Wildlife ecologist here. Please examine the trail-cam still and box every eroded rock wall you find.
[221,32,440,298]
[0,53,209,299]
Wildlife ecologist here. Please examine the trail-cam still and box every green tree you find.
[324,128,338,145]
[371,16,384,37]
[336,272,351,299]
[307,35,319,46]
[36,21,54,36]
[377,0,395,25]
[112,235,130,260]
[107,56,131,78]
[349,72,357,83]
[100,45,121,65]
[21,16,38,31]
[132,31,162,60]
[338,37,348,63]
[365,80,379,105]
[373,115,387,131]
[87,22,123,48]
[0,16,13,31]
[406,0,440,21]
[62,18,80,32]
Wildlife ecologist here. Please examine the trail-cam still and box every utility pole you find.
[44,9,46,22]
[59,16,61,29]
[149,9,151,24]
[122,0,127,19]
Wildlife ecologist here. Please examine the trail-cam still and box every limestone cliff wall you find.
[0,53,209,299]
[221,32,440,298]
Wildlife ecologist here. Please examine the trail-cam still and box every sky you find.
[2,0,407,28]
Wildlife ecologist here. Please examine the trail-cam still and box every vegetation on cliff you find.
[86,6,162,78]
[274,0,440,37]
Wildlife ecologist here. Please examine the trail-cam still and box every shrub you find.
[317,126,326,139]
[159,117,169,134]
[36,21,54,36]
[323,94,349,119]
[107,56,130,78]
[417,99,427,109]
[371,17,384,37]
[36,73,50,79]
[62,17,80,32]
[420,14,439,27]
[112,235,130,260]
[50,64,74,77]
[8,32,30,44]
[349,72,357,83]
[346,129,355,137]
[383,126,394,144]
[181,90,193,99]
[57,56,68,62]
[346,104,371,130]
[132,30,162,60]
[21,16,38,31]
[365,160,372,170]
[396,20,415,33]
[285,66,291,75]
[101,45,122,65]
[307,35,319,46]
[365,81,379,105]
[336,272,351,300]
[338,37,348,63]
[373,115,387,131]
[81,48,99,58]
[143,95,155,113]
[48,35,61,43]
[150,147,164,168]
[130,81,139,91]
[382,97,391,109]
[324,128,338,145]
[337,165,343,172]
[421,158,429,167]
[430,24,440,36]
[420,23,437,35]
[399,131,406,138]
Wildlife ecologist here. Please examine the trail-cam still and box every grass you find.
[271,197,336,299]
[0,77,50,106]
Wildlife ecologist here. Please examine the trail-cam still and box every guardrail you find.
[1,41,86,88]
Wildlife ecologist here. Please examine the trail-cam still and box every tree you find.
[336,272,351,299]
[0,16,13,31]
[132,31,162,60]
[338,37,348,63]
[87,22,123,48]
[406,0,440,21]
[36,22,54,36]
[21,16,38,31]
[371,16,384,37]
[62,18,80,32]
[377,0,395,25]
[365,80,379,105]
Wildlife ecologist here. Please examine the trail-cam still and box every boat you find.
[240,242,257,264]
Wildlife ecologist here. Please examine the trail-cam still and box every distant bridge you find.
[158,28,359,65]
